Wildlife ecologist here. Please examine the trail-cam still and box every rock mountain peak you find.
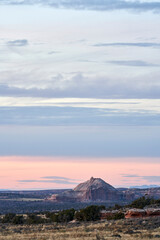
[74,177,116,192]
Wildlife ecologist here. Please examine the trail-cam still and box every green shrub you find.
[155,199,160,204]
[12,215,25,224]
[75,205,105,222]
[47,208,75,223]
[128,196,156,209]
[106,212,125,220]
[113,204,122,210]
[26,214,46,224]
[1,213,16,223]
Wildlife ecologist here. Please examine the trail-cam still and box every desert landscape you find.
[1,0,160,239]
[0,178,160,240]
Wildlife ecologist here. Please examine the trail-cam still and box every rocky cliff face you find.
[47,177,124,202]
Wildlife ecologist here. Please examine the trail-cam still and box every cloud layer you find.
[93,42,160,48]
[1,72,160,99]
[122,174,160,183]
[0,105,160,126]
[1,0,160,13]
[19,176,80,185]
[108,60,159,67]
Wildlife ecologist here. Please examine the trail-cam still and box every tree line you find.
[0,196,159,224]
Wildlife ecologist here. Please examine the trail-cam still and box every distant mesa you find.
[46,177,125,202]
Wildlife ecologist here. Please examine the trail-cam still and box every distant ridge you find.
[130,185,160,189]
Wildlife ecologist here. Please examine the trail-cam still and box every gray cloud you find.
[93,42,160,48]
[1,106,160,126]
[122,174,160,183]
[7,39,29,47]
[122,174,140,178]
[142,176,160,182]
[19,180,37,183]
[1,0,160,13]
[18,178,79,185]
[48,51,60,55]
[0,71,160,98]
[41,176,79,181]
[108,60,159,67]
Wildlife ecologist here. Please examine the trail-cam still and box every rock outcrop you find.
[47,177,124,202]
[125,208,160,218]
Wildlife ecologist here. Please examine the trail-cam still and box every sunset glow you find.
[0,156,159,190]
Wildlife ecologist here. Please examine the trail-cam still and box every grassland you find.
[0,217,159,240]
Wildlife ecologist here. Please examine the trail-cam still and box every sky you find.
[0,0,160,190]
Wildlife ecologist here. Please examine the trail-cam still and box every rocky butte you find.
[46,177,125,202]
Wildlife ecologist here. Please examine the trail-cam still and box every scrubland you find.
[0,217,159,240]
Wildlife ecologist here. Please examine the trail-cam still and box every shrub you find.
[26,214,46,224]
[47,208,75,223]
[12,215,25,224]
[1,213,16,223]
[106,212,125,220]
[128,196,156,209]
[155,199,160,204]
[75,205,105,221]
[113,204,122,210]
